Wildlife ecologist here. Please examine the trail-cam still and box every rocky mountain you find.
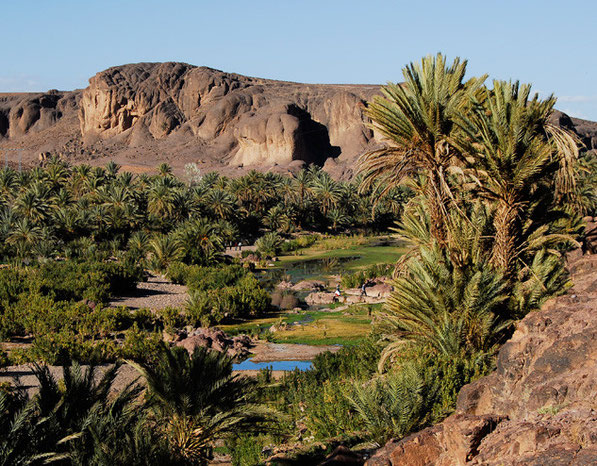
[1,62,596,178]
[366,225,597,466]
[0,63,380,178]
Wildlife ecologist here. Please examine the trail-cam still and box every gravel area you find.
[109,274,188,310]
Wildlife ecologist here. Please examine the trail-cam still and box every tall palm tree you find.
[455,80,579,273]
[129,345,272,465]
[358,53,486,244]
[378,242,508,371]
[310,174,341,216]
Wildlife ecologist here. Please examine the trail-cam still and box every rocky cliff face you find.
[366,233,597,465]
[1,62,596,178]
[0,63,380,177]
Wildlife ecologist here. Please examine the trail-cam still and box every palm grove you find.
[0,54,596,464]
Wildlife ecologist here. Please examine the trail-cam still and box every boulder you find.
[175,327,253,359]
[305,292,338,305]
[291,280,327,292]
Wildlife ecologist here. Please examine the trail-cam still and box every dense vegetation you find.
[0,346,273,465]
[0,161,404,364]
[0,53,595,464]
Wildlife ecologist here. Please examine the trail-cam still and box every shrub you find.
[279,234,318,253]
[255,232,284,256]
[165,261,189,285]
[119,324,163,362]
[341,263,394,288]
[185,274,271,325]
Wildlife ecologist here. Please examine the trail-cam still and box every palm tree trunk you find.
[491,200,518,275]
[425,172,448,245]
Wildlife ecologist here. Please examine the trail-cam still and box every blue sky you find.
[2,0,596,120]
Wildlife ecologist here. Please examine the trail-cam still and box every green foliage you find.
[129,345,274,464]
[255,232,284,256]
[272,341,382,440]
[341,263,394,288]
[229,435,268,466]
[0,362,172,465]
[186,274,271,326]
[279,234,319,254]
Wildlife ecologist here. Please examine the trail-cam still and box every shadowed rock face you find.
[0,62,596,178]
[366,243,597,466]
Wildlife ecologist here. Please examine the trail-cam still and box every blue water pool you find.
[233,359,312,371]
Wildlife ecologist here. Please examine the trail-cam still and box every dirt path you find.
[109,274,188,310]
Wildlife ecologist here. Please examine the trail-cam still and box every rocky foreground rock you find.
[1,62,596,178]
[366,252,597,465]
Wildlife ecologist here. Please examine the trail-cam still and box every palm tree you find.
[105,161,121,178]
[378,242,508,371]
[358,53,485,244]
[148,234,183,272]
[147,181,176,220]
[158,163,173,177]
[327,208,349,232]
[207,189,235,220]
[0,167,18,200]
[0,362,170,466]
[455,80,579,273]
[174,219,224,265]
[13,185,54,224]
[291,169,312,209]
[129,345,272,465]
[6,217,44,254]
[311,174,341,216]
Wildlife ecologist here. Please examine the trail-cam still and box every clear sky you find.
[2,0,596,120]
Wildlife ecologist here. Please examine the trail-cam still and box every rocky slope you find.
[1,62,596,178]
[366,235,597,465]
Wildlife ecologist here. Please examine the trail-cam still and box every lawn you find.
[219,303,380,346]
[267,235,406,283]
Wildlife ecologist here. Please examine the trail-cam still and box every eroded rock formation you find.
[367,248,597,465]
[1,62,595,178]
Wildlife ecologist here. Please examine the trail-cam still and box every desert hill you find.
[0,62,595,178]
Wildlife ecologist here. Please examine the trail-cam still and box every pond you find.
[233,359,313,371]
[259,256,360,289]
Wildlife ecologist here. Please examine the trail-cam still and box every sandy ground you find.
[109,274,188,310]
[250,342,341,362]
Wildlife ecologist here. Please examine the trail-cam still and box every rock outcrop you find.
[1,62,595,178]
[174,327,252,359]
[366,252,597,465]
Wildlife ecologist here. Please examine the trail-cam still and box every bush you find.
[229,435,268,466]
[279,235,318,253]
[185,274,271,325]
[255,232,284,256]
[341,263,394,288]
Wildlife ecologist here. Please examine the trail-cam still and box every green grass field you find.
[220,303,380,346]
